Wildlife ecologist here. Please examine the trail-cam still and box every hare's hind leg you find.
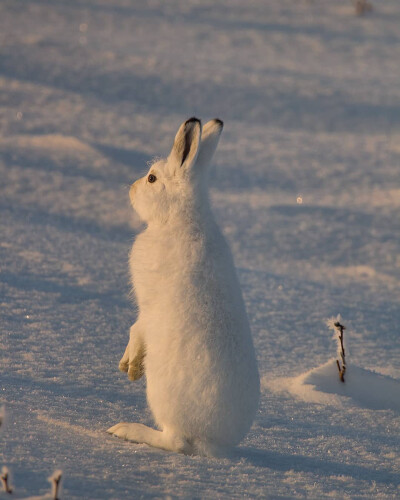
[107,423,192,454]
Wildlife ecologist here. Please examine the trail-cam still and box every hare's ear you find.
[168,117,202,175]
[195,119,223,170]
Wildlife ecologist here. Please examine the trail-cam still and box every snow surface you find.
[268,359,400,411]
[1,0,400,498]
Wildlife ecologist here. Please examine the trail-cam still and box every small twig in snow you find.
[326,316,348,383]
[1,466,13,494]
[48,470,62,500]
[334,321,346,383]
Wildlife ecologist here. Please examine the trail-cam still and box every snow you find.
[267,359,400,411]
[1,0,399,498]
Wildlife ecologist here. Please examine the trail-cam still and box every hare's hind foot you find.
[107,423,192,454]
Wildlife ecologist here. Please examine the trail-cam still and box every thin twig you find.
[1,467,13,494]
[334,321,346,383]
[49,470,62,500]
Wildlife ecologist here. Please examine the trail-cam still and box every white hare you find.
[107,117,260,456]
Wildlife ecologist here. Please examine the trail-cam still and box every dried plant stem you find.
[1,469,13,494]
[50,470,62,500]
[335,321,346,383]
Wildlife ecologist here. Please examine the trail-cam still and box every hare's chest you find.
[129,242,176,297]
[129,231,207,306]
[130,241,177,277]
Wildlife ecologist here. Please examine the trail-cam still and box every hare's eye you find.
[148,173,157,183]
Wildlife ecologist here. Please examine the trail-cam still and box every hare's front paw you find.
[119,341,145,381]
[119,355,145,381]
[118,358,129,372]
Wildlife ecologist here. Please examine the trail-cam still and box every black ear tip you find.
[185,117,201,126]
[214,118,224,128]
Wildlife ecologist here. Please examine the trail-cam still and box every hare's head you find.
[130,117,223,225]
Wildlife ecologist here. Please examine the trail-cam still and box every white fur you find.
[108,118,260,456]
